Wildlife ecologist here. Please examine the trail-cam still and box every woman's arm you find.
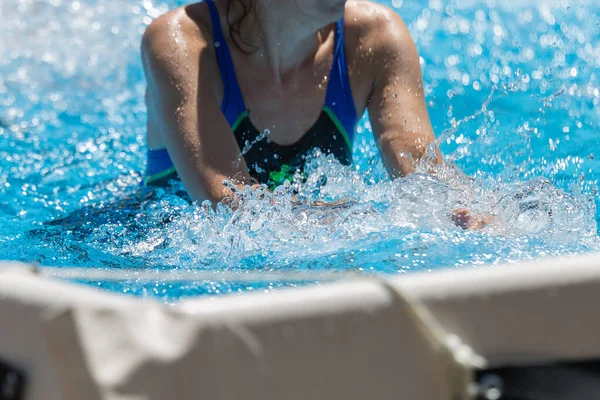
[363,6,491,229]
[141,11,253,204]
[365,6,439,178]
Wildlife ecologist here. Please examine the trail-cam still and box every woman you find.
[141,0,485,228]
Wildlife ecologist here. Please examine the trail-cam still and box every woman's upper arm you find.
[141,14,252,203]
[365,7,438,179]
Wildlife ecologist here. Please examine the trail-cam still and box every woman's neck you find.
[232,0,332,83]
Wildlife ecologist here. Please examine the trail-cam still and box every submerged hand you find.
[309,199,353,208]
[291,198,357,209]
[451,208,494,230]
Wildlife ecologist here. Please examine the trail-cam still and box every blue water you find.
[1,0,599,302]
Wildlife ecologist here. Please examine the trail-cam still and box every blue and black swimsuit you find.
[145,0,358,189]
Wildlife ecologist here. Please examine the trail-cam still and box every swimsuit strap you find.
[324,18,358,143]
[204,0,247,126]
[205,0,356,137]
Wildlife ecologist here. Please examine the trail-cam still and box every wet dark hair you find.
[226,0,257,54]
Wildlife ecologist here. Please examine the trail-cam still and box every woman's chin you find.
[330,2,347,18]
[299,2,346,28]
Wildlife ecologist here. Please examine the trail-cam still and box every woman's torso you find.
[145,0,375,188]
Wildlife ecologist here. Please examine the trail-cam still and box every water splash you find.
[1,0,599,302]
[236,128,271,167]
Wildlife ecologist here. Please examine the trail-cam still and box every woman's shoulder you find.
[141,3,214,68]
[344,1,415,54]
[141,3,222,103]
[344,0,420,78]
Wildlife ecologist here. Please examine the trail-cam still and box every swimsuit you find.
[145,0,358,189]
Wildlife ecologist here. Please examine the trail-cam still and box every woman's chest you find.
[234,64,334,145]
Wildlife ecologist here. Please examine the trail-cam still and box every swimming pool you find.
[0,0,598,302]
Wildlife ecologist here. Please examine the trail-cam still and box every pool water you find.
[0,0,599,302]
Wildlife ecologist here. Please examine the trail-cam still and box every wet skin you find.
[141,0,488,229]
